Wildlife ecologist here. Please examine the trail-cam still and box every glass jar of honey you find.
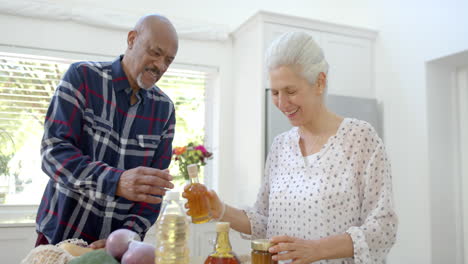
[185,164,212,224]
[251,239,277,264]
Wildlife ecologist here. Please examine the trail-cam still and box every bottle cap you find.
[216,222,230,232]
[251,239,275,251]
[187,164,198,178]
[165,191,180,201]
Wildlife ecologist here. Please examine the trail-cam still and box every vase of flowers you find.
[172,142,213,181]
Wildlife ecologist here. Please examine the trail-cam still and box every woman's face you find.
[269,65,324,127]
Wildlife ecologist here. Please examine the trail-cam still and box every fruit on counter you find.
[121,240,156,264]
[68,249,119,264]
[105,229,140,259]
[57,243,94,257]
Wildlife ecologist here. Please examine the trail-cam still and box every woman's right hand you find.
[182,188,224,219]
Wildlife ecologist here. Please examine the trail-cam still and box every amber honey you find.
[184,182,212,224]
[204,256,240,264]
[185,164,212,224]
[251,239,277,264]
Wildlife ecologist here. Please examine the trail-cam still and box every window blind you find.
[0,53,70,135]
[0,53,208,143]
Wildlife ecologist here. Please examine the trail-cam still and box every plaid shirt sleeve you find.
[41,64,123,201]
[121,109,176,238]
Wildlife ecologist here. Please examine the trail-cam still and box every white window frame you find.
[0,45,219,225]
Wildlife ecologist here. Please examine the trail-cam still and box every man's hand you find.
[88,239,106,249]
[116,167,174,204]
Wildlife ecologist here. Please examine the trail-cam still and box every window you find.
[157,68,212,189]
[0,52,211,205]
[0,53,71,205]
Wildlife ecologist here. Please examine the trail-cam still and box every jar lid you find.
[251,239,274,251]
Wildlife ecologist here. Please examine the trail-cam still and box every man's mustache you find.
[145,67,161,77]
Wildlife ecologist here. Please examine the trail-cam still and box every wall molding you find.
[0,0,230,41]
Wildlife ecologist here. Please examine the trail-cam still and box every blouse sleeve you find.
[241,143,276,239]
[346,143,398,263]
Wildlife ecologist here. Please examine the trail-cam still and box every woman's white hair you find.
[265,31,329,86]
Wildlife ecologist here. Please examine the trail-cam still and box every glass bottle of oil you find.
[155,191,190,264]
[184,164,212,224]
[204,222,240,264]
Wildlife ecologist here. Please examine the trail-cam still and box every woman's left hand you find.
[269,236,322,264]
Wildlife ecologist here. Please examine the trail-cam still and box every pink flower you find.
[195,145,207,155]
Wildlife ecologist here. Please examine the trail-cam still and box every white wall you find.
[426,50,468,264]
[372,1,468,263]
[1,1,468,263]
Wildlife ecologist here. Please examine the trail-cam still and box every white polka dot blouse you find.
[244,118,398,264]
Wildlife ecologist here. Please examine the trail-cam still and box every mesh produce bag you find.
[21,238,88,264]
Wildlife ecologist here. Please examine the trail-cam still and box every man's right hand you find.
[116,167,174,204]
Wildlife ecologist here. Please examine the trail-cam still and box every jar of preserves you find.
[251,239,277,264]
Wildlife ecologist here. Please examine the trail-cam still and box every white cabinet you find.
[0,225,36,264]
[263,23,374,97]
[230,11,377,207]
[263,23,323,50]
[321,33,374,97]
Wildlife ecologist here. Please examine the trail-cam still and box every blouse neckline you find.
[292,117,350,167]
[293,117,351,167]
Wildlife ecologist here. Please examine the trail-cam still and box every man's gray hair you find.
[265,31,329,86]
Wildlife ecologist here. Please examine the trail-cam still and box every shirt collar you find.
[111,55,131,92]
[112,55,150,105]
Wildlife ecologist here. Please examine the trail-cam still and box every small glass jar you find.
[251,239,277,264]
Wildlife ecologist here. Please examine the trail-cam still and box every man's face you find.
[127,26,178,89]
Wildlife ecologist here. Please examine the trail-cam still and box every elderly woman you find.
[184,31,397,264]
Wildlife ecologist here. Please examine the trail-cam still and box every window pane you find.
[0,53,208,204]
[0,53,70,205]
[158,69,208,190]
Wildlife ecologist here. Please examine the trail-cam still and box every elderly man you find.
[36,14,178,246]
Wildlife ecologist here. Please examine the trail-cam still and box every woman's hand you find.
[182,188,224,219]
[269,236,322,264]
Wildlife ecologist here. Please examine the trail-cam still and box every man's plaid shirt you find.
[36,56,175,244]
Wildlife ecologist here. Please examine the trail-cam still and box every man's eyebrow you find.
[151,46,175,61]
[155,46,163,53]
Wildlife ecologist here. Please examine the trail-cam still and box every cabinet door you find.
[0,226,36,263]
[264,23,322,51]
[321,33,374,98]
